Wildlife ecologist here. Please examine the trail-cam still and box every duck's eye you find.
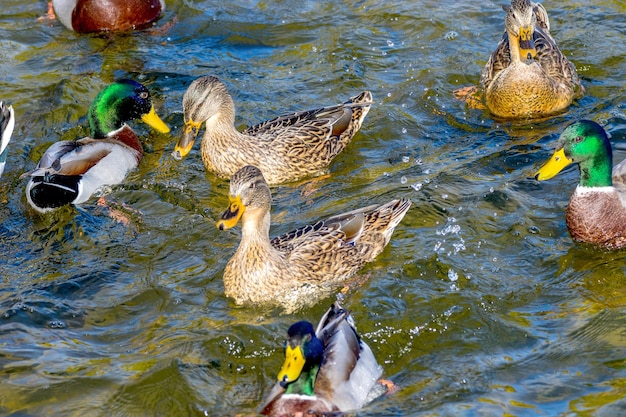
[139,92,149,100]
[249,182,256,189]
[575,136,583,143]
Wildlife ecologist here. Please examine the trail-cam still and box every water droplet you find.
[400,176,407,184]
[444,31,459,40]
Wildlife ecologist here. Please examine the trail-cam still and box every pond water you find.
[1,0,626,416]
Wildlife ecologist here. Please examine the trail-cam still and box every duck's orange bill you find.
[216,195,245,230]
[173,119,202,159]
[535,148,572,181]
[518,26,537,60]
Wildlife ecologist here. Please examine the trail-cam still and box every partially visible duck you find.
[173,76,372,185]
[535,120,626,249]
[0,102,15,178]
[50,0,165,33]
[216,165,412,312]
[260,302,386,416]
[21,79,170,213]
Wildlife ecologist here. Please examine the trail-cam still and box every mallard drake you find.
[216,165,411,312]
[172,76,372,185]
[535,120,626,250]
[0,102,15,178]
[260,302,386,416]
[49,0,165,33]
[21,79,170,213]
[479,0,582,118]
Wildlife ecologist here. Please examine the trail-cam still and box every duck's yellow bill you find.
[217,195,245,230]
[142,106,170,133]
[172,120,202,160]
[518,26,537,60]
[535,148,572,181]
[277,344,306,385]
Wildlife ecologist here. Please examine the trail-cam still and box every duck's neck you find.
[205,98,241,143]
[284,364,319,396]
[579,149,613,188]
[89,103,126,139]
[238,209,273,253]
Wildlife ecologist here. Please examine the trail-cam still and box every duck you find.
[216,165,411,312]
[21,79,170,213]
[48,0,165,33]
[535,120,626,250]
[0,102,15,178]
[260,301,387,416]
[172,76,372,185]
[477,0,582,118]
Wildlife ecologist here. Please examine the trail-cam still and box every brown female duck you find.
[173,76,372,185]
[216,165,411,312]
[456,0,582,119]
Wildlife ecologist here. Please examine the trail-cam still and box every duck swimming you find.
[173,76,372,185]
[260,302,387,416]
[22,79,170,213]
[536,120,626,250]
[216,165,411,312]
[457,0,582,119]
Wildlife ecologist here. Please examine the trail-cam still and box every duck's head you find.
[217,165,271,231]
[88,79,170,139]
[503,0,537,62]
[173,76,233,160]
[536,120,613,188]
[277,320,324,393]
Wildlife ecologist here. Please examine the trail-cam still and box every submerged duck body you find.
[0,102,15,178]
[536,120,626,249]
[22,79,170,213]
[216,165,411,312]
[51,0,165,33]
[173,76,372,185]
[260,302,385,416]
[481,0,582,118]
